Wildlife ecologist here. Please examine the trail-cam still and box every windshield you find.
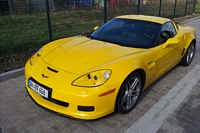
[90,18,161,48]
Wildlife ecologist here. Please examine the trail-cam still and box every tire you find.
[181,42,195,66]
[116,72,143,114]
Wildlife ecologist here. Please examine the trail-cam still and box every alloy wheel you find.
[186,44,195,64]
[121,76,141,110]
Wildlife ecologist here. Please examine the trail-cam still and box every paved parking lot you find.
[0,18,200,133]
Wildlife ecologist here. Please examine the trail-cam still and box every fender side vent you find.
[47,67,58,73]
[181,48,185,56]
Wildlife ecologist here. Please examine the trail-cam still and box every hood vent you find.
[47,67,58,73]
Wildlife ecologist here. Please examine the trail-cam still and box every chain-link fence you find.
[0,0,200,56]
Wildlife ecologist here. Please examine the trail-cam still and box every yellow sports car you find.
[25,15,196,120]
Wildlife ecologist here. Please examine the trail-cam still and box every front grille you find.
[48,98,69,107]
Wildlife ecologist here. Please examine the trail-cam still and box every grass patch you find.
[0,1,200,56]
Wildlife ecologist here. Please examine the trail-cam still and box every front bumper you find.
[25,59,120,120]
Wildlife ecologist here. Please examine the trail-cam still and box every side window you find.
[159,22,176,44]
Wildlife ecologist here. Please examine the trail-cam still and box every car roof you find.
[115,15,171,24]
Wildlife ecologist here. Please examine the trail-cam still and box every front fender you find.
[102,55,155,90]
[183,26,196,50]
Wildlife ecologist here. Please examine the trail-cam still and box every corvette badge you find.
[42,73,49,78]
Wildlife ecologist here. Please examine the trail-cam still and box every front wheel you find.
[181,42,195,66]
[116,72,143,114]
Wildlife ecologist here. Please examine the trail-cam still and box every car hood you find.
[42,36,145,74]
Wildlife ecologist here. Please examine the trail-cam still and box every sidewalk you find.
[158,17,200,133]
[125,65,200,133]
[0,18,200,133]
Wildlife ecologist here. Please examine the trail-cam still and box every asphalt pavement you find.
[0,17,200,133]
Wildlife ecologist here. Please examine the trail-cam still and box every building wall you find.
[27,0,54,12]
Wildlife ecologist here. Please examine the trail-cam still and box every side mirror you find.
[94,26,99,31]
[163,38,180,49]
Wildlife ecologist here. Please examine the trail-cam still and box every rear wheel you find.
[181,42,195,66]
[116,72,143,114]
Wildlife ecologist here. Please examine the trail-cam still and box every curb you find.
[179,15,200,24]
[0,68,24,82]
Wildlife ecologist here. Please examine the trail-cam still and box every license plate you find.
[28,79,49,98]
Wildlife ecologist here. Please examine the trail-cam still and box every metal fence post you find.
[173,0,177,18]
[137,0,140,15]
[45,0,52,41]
[184,0,188,16]
[193,0,196,14]
[104,0,107,23]
[158,0,162,17]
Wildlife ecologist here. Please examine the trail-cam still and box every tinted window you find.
[90,18,161,48]
[159,22,176,44]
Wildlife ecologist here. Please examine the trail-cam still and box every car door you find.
[154,21,183,78]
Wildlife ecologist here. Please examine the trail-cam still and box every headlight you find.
[72,70,112,87]
[30,48,43,66]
